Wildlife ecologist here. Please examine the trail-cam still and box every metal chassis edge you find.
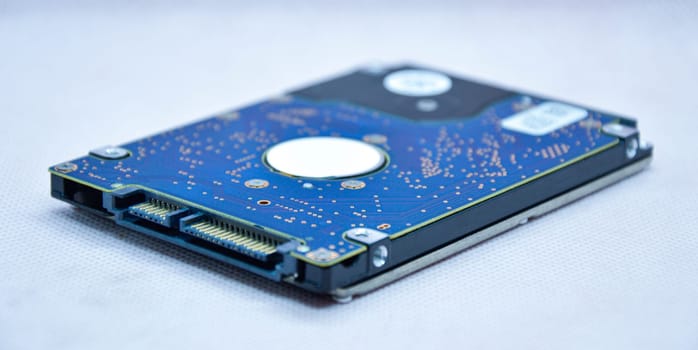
[325,156,652,303]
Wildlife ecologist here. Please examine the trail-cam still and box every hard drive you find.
[49,63,653,302]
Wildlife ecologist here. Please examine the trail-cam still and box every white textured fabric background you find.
[1,1,697,349]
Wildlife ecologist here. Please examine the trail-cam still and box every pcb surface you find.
[51,95,618,265]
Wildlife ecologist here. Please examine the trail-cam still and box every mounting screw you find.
[54,162,77,173]
[90,146,130,160]
[341,180,366,190]
[245,179,269,189]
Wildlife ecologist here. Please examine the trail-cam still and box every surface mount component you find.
[50,63,653,302]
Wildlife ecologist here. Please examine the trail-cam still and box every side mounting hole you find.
[372,245,389,268]
[626,138,639,159]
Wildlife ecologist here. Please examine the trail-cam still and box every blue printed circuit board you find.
[50,95,619,266]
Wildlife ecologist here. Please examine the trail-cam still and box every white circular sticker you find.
[383,69,453,96]
[265,137,386,179]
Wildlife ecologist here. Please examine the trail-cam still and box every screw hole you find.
[626,138,638,159]
[372,245,389,268]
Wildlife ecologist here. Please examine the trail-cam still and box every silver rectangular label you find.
[501,102,588,136]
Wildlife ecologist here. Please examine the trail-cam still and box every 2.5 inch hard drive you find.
[50,63,653,302]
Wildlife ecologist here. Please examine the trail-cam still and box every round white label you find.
[383,69,453,96]
[264,137,386,179]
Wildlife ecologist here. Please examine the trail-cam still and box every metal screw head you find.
[90,146,129,160]
[345,228,387,244]
[105,148,121,156]
[341,180,366,190]
[54,162,77,173]
[372,245,389,268]
[244,179,269,189]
